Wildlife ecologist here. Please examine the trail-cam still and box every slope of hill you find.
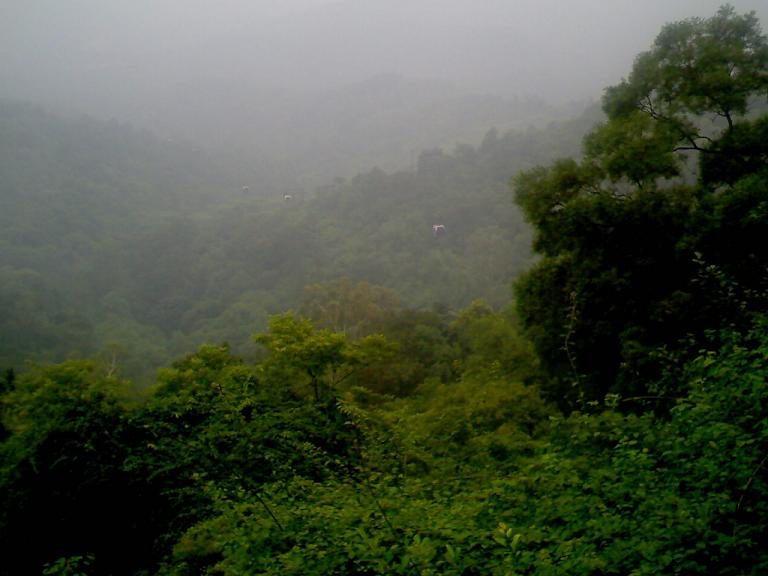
[0,98,600,381]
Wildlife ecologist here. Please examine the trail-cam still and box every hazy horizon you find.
[3,1,767,186]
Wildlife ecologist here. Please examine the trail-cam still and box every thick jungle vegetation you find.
[0,97,595,383]
[1,6,768,575]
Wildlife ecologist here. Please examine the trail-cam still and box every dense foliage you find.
[513,5,768,408]
[0,98,595,383]
[1,6,768,576]
[2,306,768,575]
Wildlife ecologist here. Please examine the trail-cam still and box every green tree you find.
[254,313,396,401]
[299,277,400,339]
[604,6,768,133]
[513,6,768,408]
[0,362,158,576]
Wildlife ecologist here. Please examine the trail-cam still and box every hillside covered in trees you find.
[0,96,597,382]
[2,5,768,576]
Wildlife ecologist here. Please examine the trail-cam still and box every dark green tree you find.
[0,362,158,576]
[513,5,768,408]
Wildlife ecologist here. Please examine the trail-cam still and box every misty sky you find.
[2,1,767,140]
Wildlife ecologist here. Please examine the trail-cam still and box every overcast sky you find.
[2,1,767,136]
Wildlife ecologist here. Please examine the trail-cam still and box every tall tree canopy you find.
[513,5,768,408]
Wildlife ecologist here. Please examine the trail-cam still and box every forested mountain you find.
[0,100,232,375]
[175,74,573,191]
[2,6,768,576]
[0,0,619,191]
[0,97,598,381]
